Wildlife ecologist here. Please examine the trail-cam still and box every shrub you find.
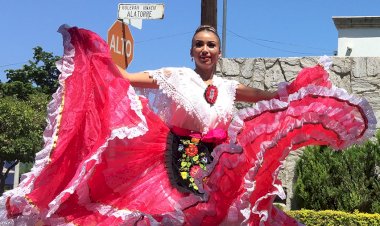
[294,131,380,213]
[287,209,380,226]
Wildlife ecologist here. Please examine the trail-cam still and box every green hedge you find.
[294,131,380,213]
[287,209,380,226]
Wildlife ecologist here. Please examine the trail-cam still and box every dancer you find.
[0,25,376,225]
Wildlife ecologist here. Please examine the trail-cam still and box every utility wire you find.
[135,31,193,44]
[0,32,193,70]
[1,29,334,68]
[134,28,330,55]
[226,28,333,55]
[246,36,332,52]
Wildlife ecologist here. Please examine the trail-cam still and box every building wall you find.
[217,56,380,210]
[337,28,380,56]
[333,16,380,57]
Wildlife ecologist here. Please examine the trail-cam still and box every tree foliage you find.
[0,93,49,162]
[294,131,380,213]
[2,46,60,97]
[0,46,59,194]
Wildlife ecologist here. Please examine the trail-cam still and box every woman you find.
[0,25,376,225]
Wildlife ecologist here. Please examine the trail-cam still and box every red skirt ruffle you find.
[0,25,376,226]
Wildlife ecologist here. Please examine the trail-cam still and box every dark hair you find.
[192,25,221,45]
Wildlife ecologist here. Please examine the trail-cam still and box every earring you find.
[191,57,194,62]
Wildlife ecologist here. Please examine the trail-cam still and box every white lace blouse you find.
[135,67,239,134]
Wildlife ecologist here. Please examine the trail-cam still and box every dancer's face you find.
[191,30,221,71]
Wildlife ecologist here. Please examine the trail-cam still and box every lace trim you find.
[227,84,377,223]
[46,124,147,217]
[45,26,149,218]
[0,25,149,222]
[212,76,239,126]
[56,129,240,224]
[318,55,333,71]
[147,68,237,133]
[0,26,74,206]
[0,24,75,225]
[148,68,210,132]
[229,84,377,148]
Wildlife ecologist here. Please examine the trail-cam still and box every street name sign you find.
[118,3,164,20]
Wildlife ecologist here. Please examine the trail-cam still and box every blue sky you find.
[0,1,378,82]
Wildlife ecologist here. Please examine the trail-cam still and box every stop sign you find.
[107,20,134,69]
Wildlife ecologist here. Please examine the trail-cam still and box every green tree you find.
[0,94,48,194]
[3,46,60,96]
[0,46,59,194]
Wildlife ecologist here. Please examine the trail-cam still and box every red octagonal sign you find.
[107,20,134,69]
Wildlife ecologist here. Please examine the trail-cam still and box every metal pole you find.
[222,0,227,57]
[13,163,19,188]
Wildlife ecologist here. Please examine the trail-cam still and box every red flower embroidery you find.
[185,144,198,156]
[190,165,201,177]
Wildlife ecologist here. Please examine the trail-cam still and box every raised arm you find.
[116,65,159,89]
[235,83,278,103]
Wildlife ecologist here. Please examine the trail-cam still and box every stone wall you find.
[217,56,380,210]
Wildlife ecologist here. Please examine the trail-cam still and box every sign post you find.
[107,20,134,69]
[107,3,164,68]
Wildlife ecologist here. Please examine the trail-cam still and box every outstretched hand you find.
[276,64,332,102]
[287,65,332,94]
